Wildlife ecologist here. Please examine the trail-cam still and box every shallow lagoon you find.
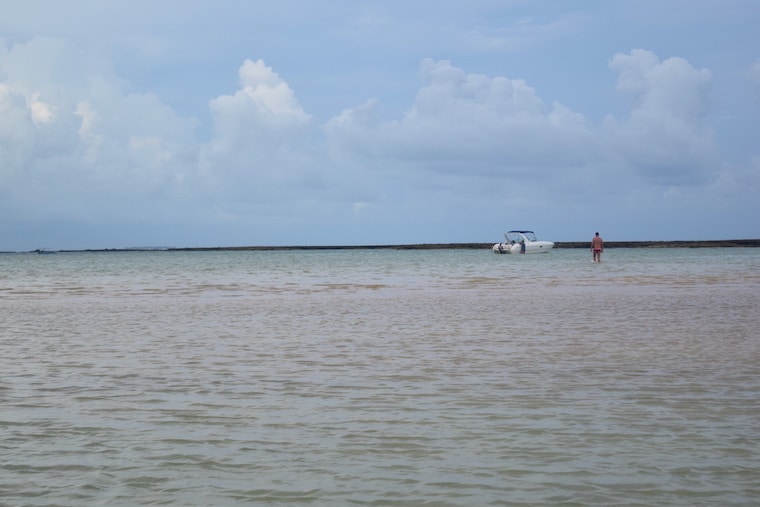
[2,248,758,505]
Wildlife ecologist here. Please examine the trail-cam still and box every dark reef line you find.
[12,239,759,254]
[152,239,760,251]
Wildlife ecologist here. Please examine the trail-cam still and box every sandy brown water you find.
[1,248,758,506]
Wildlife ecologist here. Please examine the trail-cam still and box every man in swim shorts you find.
[591,232,604,263]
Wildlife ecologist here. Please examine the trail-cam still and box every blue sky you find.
[1,0,759,250]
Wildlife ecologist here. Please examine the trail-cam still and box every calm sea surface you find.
[1,248,758,506]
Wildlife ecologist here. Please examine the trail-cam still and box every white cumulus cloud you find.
[327,58,596,177]
[603,49,716,185]
[0,37,197,223]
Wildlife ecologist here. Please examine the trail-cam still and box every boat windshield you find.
[507,231,538,242]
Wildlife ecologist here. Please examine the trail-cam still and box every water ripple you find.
[1,249,758,505]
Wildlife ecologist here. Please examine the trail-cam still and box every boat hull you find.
[492,241,554,254]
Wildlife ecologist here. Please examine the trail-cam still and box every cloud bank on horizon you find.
[1,1,758,250]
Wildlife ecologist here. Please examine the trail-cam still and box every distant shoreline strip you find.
[167,239,760,251]
[16,238,759,253]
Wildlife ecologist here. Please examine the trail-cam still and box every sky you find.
[1,0,759,250]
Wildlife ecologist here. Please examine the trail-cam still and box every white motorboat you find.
[492,230,554,254]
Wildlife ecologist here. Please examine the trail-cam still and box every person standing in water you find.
[591,232,604,263]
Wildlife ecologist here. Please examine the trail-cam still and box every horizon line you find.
[7,238,760,253]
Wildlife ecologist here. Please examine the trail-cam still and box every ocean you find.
[1,247,758,506]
